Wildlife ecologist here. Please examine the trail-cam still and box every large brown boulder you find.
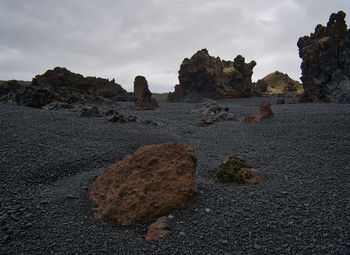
[133,76,159,109]
[298,11,350,103]
[89,142,198,226]
[253,71,303,95]
[244,101,274,123]
[167,49,256,102]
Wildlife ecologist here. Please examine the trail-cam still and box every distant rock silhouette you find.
[1,67,131,108]
[133,76,159,110]
[167,49,256,102]
[253,71,303,96]
[298,11,350,103]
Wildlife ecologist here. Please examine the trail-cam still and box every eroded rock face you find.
[89,142,198,226]
[253,71,303,96]
[244,101,274,123]
[134,76,159,109]
[167,49,256,102]
[298,11,350,103]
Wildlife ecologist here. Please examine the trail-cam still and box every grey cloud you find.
[0,0,349,92]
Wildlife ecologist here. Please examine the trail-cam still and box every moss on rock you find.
[216,155,255,183]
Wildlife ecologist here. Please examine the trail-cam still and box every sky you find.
[0,0,349,92]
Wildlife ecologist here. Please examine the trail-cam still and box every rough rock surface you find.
[167,49,256,102]
[134,76,159,109]
[298,11,350,103]
[0,80,21,98]
[89,142,198,226]
[193,98,240,126]
[253,71,303,96]
[145,216,171,241]
[244,101,274,123]
[216,155,263,184]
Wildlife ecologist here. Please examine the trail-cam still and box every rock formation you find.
[32,67,131,103]
[167,49,256,102]
[89,142,198,226]
[244,101,274,123]
[216,155,263,184]
[1,67,131,108]
[253,71,303,96]
[133,76,159,109]
[298,11,350,103]
[145,216,171,241]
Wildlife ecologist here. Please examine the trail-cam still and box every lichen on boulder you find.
[216,155,262,184]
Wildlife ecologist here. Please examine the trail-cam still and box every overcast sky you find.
[0,0,349,92]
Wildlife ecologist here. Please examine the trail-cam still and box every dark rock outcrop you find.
[167,49,256,102]
[0,80,21,98]
[32,67,130,104]
[298,11,350,103]
[89,142,198,226]
[133,76,159,109]
[253,71,303,96]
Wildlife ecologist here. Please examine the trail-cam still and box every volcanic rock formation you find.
[167,49,256,102]
[298,11,350,103]
[89,142,198,226]
[253,71,303,96]
[2,67,131,108]
[134,76,159,109]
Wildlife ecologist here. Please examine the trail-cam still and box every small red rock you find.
[145,216,171,241]
[244,101,274,123]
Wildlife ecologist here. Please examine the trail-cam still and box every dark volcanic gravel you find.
[1,97,350,254]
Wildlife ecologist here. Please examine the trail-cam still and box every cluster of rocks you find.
[192,98,240,126]
[244,101,274,123]
[89,142,262,241]
[253,71,303,96]
[70,106,137,123]
[167,49,256,102]
[298,11,350,103]
[0,67,132,108]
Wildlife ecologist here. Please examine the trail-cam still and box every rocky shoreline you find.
[1,97,349,254]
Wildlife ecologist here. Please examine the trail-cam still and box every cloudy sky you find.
[0,0,349,92]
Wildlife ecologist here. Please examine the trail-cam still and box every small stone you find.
[205,208,211,213]
[221,240,229,245]
[179,232,186,236]
[67,194,77,199]
[168,214,174,219]
[254,244,261,250]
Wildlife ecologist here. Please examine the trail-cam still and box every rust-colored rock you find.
[89,142,197,226]
[134,76,159,109]
[298,11,350,103]
[238,168,263,184]
[167,49,256,102]
[145,216,171,241]
[244,101,274,123]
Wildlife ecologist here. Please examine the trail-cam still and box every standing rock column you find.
[134,76,159,109]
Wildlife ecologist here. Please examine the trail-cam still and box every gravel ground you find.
[1,97,350,254]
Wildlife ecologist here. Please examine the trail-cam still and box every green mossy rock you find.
[216,155,255,183]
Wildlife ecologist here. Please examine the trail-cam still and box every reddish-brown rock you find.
[134,76,159,109]
[238,168,263,184]
[244,101,274,123]
[145,216,171,241]
[167,49,256,102]
[89,142,197,226]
